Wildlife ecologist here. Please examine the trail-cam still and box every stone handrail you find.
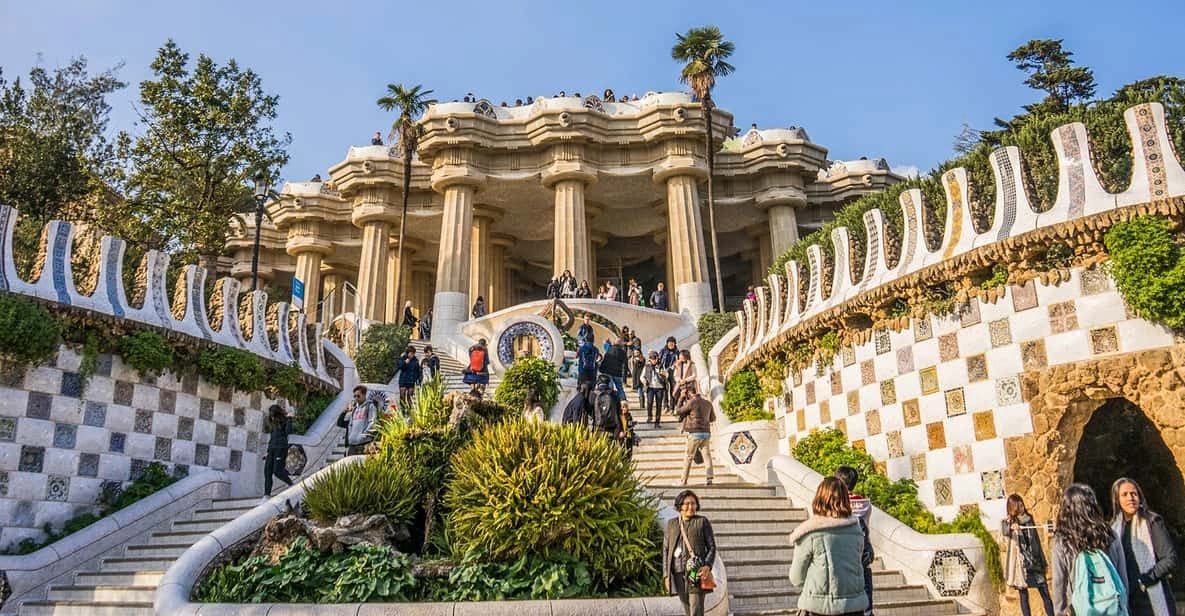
[0,470,231,613]
[725,102,1185,378]
[0,204,342,389]
[767,455,990,614]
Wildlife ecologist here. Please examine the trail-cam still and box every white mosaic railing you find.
[728,102,1185,375]
[0,205,340,388]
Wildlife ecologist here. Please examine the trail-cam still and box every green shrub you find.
[1105,216,1185,329]
[494,355,560,412]
[754,354,788,397]
[117,330,174,376]
[292,390,336,434]
[101,461,177,513]
[197,346,265,392]
[303,458,419,526]
[435,551,594,601]
[561,332,577,352]
[0,293,60,366]
[721,370,772,422]
[353,324,410,383]
[793,430,1003,586]
[267,362,305,403]
[697,311,735,353]
[979,264,1009,289]
[444,420,660,588]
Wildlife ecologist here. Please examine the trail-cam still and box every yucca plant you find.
[303,458,419,525]
[444,420,661,588]
[407,373,448,428]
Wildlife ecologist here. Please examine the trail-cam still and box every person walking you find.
[263,404,294,498]
[421,345,440,382]
[673,349,697,408]
[577,338,601,390]
[401,301,418,331]
[643,350,668,428]
[675,383,715,486]
[418,309,432,341]
[1110,478,1177,616]
[471,296,487,319]
[787,476,871,616]
[835,466,875,616]
[396,346,421,404]
[337,385,378,455]
[659,336,680,413]
[588,374,625,441]
[562,383,592,425]
[1003,494,1055,616]
[629,348,646,408]
[663,490,717,616]
[1051,483,1129,616]
[463,338,490,398]
[651,282,670,311]
[577,315,594,345]
[599,337,629,400]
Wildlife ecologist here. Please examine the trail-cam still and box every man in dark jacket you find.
[587,375,624,440]
[658,336,679,413]
[676,383,715,486]
[562,383,592,425]
[650,282,670,311]
[576,339,601,389]
[577,316,594,345]
[598,338,629,400]
[396,347,421,404]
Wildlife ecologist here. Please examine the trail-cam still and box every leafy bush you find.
[754,353,788,397]
[793,430,1003,586]
[494,356,560,412]
[697,311,736,353]
[101,461,178,513]
[561,332,577,352]
[444,420,660,588]
[194,537,416,603]
[292,390,336,434]
[1105,216,1185,329]
[979,264,1009,289]
[430,551,594,601]
[267,362,305,403]
[117,330,174,376]
[303,458,419,526]
[197,346,266,392]
[721,370,772,422]
[0,293,60,366]
[353,324,410,383]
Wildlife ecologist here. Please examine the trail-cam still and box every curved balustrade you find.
[727,102,1185,377]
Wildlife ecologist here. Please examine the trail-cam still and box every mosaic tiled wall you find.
[771,266,1173,523]
[0,344,277,550]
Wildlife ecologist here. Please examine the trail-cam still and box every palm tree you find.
[376,84,436,321]
[672,26,734,312]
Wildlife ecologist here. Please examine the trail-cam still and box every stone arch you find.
[1002,345,1185,525]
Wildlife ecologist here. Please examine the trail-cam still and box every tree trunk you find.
[704,97,724,312]
[393,150,411,323]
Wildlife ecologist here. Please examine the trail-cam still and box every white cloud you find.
[891,165,920,179]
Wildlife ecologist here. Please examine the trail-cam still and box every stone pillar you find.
[320,272,343,323]
[660,172,712,316]
[468,208,500,311]
[490,234,513,312]
[385,238,420,323]
[291,249,327,316]
[589,231,608,290]
[550,180,593,282]
[431,171,483,342]
[764,197,805,260]
[745,224,774,284]
[350,187,399,323]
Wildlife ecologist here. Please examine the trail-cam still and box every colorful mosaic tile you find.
[938,333,960,362]
[60,372,83,398]
[78,452,99,477]
[1090,326,1120,354]
[996,376,1022,406]
[46,475,69,501]
[860,360,876,386]
[109,432,126,453]
[852,439,866,453]
[154,436,172,461]
[897,347,915,375]
[19,445,44,472]
[0,470,7,496]
[805,382,816,405]
[199,399,214,420]
[1048,300,1079,334]
[960,298,981,327]
[842,346,856,367]
[914,316,932,342]
[195,443,210,466]
[793,371,802,387]
[819,400,831,425]
[26,392,51,419]
[159,390,176,413]
[887,430,904,458]
[776,416,787,439]
[0,417,14,441]
[926,422,946,450]
[953,444,974,474]
[1021,339,1048,370]
[875,329,891,355]
[848,391,860,416]
[973,410,997,441]
[796,409,806,432]
[982,470,1005,500]
[835,418,847,437]
[966,354,988,382]
[830,371,842,396]
[83,401,106,427]
[866,409,882,436]
[920,367,939,395]
[945,388,966,417]
[134,409,153,434]
[988,319,1012,348]
[214,425,228,447]
[113,381,134,406]
[53,423,76,449]
[903,399,921,426]
[1011,280,1038,312]
[1080,268,1110,296]
[911,454,927,481]
[934,478,953,506]
[728,431,758,465]
[880,379,897,405]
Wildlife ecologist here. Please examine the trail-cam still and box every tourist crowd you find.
[546,271,670,311]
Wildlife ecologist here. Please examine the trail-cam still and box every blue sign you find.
[291,277,305,310]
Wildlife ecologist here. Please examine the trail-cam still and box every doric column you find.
[350,187,399,322]
[656,169,712,316]
[285,221,333,318]
[745,224,773,283]
[385,238,421,323]
[430,166,484,341]
[589,231,608,289]
[468,207,501,311]
[320,271,343,323]
[543,146,596,284]
[490,234,514,312]
[411,264,435,318]
[756,191,806,261]
[506,259,524,307]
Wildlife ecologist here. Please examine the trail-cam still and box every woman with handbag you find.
[663,490,717,616]
[788,476,870,616]
[1002,494,1054,616]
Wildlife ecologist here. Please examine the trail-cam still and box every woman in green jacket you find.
[662,489,717,616]
[788,476,870,616]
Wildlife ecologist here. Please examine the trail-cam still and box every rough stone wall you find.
[0,344,275,551]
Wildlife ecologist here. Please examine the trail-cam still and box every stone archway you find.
[1002,345,1185,525]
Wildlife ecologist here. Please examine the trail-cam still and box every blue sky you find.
[2,0,1182,183]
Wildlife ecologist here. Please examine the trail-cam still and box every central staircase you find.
[404,339,501,394]
[632,422,966,616]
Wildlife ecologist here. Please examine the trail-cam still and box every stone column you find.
[550,179,593,283]
[411,264,435,316]
[431,172,483,342]
[761,194,806,260]
[589,231,608,290]
[350,187,399,323]
[490,234,513,312]
[290,248,328,316]
[745,224,774,284]
[468,208,500,311]
[658,171,712,316]
[385,238,420,323]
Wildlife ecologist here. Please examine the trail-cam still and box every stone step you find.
[123,543,191,559]
[97,557,175,572]
[191,505,252,521]
[46,585,154,603]
[691,508,806,524]
[209,496,267,508]
[147,529,212,544]
[646,484,781,499]
[720,545,793,563]
[170,518,228,533]
[715,530,794,548]
[728,569,903,594]
[731,583,931,608]
[19,600,152,615]
[731,598,959,616]
[697,496,796,510]
[74,571,165,587]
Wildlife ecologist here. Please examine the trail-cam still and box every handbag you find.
[693,448,704,465]
[678,518,715,593]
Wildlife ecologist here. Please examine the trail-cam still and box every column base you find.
[429,291,470,344]
[676,282,713,319]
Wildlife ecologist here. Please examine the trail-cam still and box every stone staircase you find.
[18,494,265,615]
[632,422,966,616]
[405,340,501,394]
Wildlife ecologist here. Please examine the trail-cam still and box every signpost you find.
[291,277,305,311]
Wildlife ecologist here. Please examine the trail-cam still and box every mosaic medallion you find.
[728,431,757,465]
[928,549,976,596]
[286,444,308,476]
[496,321,556,366]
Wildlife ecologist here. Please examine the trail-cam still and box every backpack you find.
[1070,549,1127,616]
[468,348,486,373]
[592,389,618,433]
[578,345,599,372]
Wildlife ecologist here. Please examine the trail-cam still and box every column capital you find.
[590,231,610,248]
[388,236,426,253]
[285,237,335,257]
[350,186,400,227]
[491,233,515,249]
[430,165,486,193]
[473,205,505,224]
[542,162,598,188]
[653,158,709,184]
[753,186,808,209]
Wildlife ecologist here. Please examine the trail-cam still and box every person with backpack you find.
[263,404,294,498]
[835,466,875,616]
[463,338,490,398]
[675,383,714,486]
[643,351,669,428]
[1003,493,1054,616]
[337,385,379,455]
[1052,483,1129,616]
[788,476,870,616]
[577,315,594,345]
[587,374,624,441]
[1110,478,1177,616]
[577,338,602,389]
[599,337,629,400]
[395,346,421,404]
[562,383,593,425]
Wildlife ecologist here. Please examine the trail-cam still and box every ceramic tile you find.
[1080,268,1110,296]
[109,431,126,453]
[981,470,1005,500]
[113,381,134,406]
[989,319,1012,348]
[861,360,876,386]
[793,370,802,387]
[960,298,981,327]
[1048,300,1079,334]
[966,354,988,382]
[154,436,172,461]
[880,379,897,405]
[920,367,939,395]
[159,390,176,413]
[914,316,933,342]
[19,445,44,472]
[973,410,997,441]
[953,444,974,474]
[819,400,831,425]
[866,409,882,436]
[0,469,7,496]
[26,392,51,419]
[887,430,904,458]
[218,386,233,403]
[832,418,845,437]
[911,454,927,481]
[195,443,210,466]
[53,423,76,449]
[853,439,866,452]
[875,329,891,355]
[805,382,815,405]
[796,409,806,432]
[60,372,83,398]
[842,346,856,367]
[214,425,228,447]
[830,371,842,396]
[199,398,214,421]
[897,347,915,374]
[926,422,946,450]
[939,333,960,362]
[996,376,1022,406]
[945,388,966,417]
[78,452,99,477]
[177,417,194,441]
[1021,339,1048,370]
[0,417,14,442]
[46,475,68,501]
[903,399,921,426]
[1011,280,1039,311]
[1090,326,1120,354]
[134,409,153,434]
[229,450,242,472]
[934,478,953,506]
[83,401,106,427]
[848,391,861,416]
